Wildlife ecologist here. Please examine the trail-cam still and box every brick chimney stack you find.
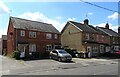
[84,19,89,25]
[105,23,109,29]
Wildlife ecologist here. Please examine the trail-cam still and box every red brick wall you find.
[7,20,15,54]
[7,19,60,57]
[17,29,60,57]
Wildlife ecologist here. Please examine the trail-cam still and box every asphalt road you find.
[0,55,119,75]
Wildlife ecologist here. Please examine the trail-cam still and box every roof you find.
[10,17,60,34]
[98,27,119,37]
[2,35,7,40]
[88,25,107,35]
[69,21,97,33]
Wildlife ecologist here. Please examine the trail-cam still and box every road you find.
[0,55,119,75]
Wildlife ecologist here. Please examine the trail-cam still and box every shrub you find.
[12,51,20,60]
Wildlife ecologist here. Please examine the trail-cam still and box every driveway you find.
[1,55,119,75]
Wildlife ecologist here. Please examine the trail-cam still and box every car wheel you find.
[58,57,62,62]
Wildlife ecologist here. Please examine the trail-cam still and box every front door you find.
[100,45,104,53]
[18,44,26,57]
[87,46,92,58]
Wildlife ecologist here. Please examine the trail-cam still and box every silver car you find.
[49,49,72,62]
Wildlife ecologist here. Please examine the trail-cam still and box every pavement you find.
[0,55,119,75]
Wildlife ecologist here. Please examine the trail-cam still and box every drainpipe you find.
[15,28,17,51]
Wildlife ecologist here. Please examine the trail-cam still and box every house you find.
[88,25,110,53]
[1,35,7,55]
[118,27,120,48]
[97,24,120,51]
[7,17,60,58]
[61,19,107,58]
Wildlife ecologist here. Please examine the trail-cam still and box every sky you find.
[0,0,120,38]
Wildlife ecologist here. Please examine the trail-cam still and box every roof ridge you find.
[10,16,52,25]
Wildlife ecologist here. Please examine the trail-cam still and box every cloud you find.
[67,17,76,21]
[56,16,62,20]
[18,12,68,32]
[88,12,93,15]
[108,12,119,20]
[0,27,7,38]
[0,0,10,15]
[95,23,118,32]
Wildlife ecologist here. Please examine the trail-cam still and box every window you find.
[91,34,95,41]
[46,33,52,39]
[20,30,25,36]
[46,45,52,52]
[113,37,115,44]
[85,33,89,40]
[54,34,58,39]
[96,35,99,41]
[29,31,36,38]
[29,44,36,52]
[101,35,104,42]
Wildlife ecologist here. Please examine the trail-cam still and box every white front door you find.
[87,46,92,58]
[100,45,104,53]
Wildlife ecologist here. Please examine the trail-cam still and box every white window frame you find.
[46,33,52,39]
[46,44,52,52]
[113,37,115,44]
[29,31,36,38]
[96,34,99,42]
[29,44,36,52]
[101,35,104,42]
[86,33,89,40]
[20,30,25,36]
[54,34,58,39]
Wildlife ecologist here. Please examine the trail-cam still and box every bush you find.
[12,51,20,60]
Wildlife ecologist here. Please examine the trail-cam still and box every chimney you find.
[105,23,109,29]
[84,19,89,25]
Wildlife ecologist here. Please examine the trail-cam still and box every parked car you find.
[49,49,72,62]
[102,50,120,58]
[112,50,120,58]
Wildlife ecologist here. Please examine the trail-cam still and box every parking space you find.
[1,55,119,75]
[21,57,118,68]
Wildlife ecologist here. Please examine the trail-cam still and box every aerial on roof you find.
[69,21,97,33]
[10,17,60,34]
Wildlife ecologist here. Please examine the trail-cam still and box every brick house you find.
[61,19,108,57]
[97,24,120,51]
[7,17,60,58]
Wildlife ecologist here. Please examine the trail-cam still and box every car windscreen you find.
[58,50,67,53]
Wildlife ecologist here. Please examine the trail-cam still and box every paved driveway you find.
[1,55,119,75]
